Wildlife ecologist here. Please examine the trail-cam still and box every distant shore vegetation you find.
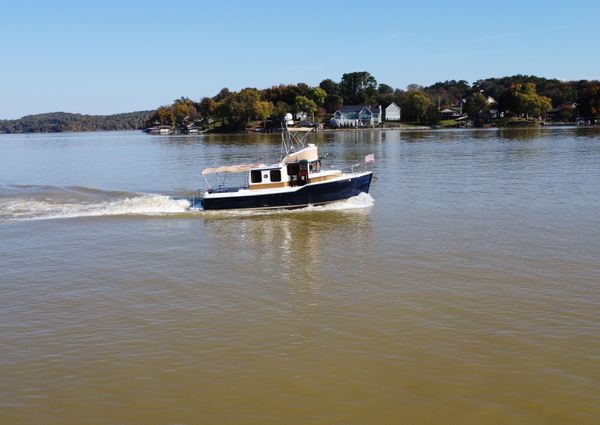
[0,111,152,134]
[145,72,600,132]
[2,73,599,134]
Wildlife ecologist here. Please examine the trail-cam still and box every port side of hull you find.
[202,172,372,210]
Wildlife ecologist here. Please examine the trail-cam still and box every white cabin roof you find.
[282,144,318,163]
[202,163,266,175]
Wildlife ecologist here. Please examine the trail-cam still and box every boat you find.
[144,125,174,135]
[189,116,373,211]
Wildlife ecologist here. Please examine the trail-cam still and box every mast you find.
[281,114,292,157]
[280,113,313,161]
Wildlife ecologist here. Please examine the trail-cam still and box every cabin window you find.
[299,161,308,176]
[287,163,298,176]
[309,160,321,173]
[251,170,262,183]
[270,169,281,182]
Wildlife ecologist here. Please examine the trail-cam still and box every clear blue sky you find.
[1,0,598,119]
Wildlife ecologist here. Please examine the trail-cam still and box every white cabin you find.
[247,144,341,190]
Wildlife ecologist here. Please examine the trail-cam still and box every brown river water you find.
[1,128,599,424]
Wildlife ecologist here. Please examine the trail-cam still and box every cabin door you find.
[287,162,309,186]
[287,163,299,187]
[298,160,309,186]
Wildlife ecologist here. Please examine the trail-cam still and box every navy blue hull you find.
[199,172,372,210]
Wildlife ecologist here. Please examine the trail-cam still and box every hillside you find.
[0,111,153,134]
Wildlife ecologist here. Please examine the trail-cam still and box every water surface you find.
[1,128,599,424]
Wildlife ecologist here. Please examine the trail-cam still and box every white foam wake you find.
[1,195,191,221]
[1,188,373,221]
[305,192,374,211]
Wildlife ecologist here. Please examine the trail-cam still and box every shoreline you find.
[204,123,597,136]
[1,124,598,137]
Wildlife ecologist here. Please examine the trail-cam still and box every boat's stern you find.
[188,195,204,211]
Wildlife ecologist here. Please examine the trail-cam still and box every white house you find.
[295,112,308,121]
[330,105,382,127]
[382,102,401,121]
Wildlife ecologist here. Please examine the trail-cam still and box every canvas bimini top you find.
[201,163,266,175]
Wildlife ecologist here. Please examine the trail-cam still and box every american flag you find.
[364,153,375,164]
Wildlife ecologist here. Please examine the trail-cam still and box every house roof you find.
[338,105,368,113]
[337,104,381,114]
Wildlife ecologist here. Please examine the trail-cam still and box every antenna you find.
[280,113,313,161]
[281,114,292,157]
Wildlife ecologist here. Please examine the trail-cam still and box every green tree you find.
[320,79,342,112]
[392,89,408,109]
[214,88,232,102]
[309,87,327,107]
[406,83,423,92]
[263,84,301,106]
[253,100,274,127]
[272,101,291,120]
[376,84,395,105]
[505,83,552,118]
[172,97,198,126]
[425,80,470,109]
[324,95,343,113]
[404,91,432,123]
[211,100,227,124]
[340,71,378,104]
[198,97,215,120]
[224,88,262,126]
[378,83,393,95]
[575,80,600,118]
[157,106,175,126]
[464,92,490,117]
[319,79,340,96]
[295,95,317,118]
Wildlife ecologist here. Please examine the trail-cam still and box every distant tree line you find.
[147,72,600,130]
[4,73,599,134]
[0,111,153,134]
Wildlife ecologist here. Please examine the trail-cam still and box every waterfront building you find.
[382,102,401,121]
[330,105,382,127]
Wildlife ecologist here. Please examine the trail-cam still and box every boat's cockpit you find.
[248,158,324,189]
